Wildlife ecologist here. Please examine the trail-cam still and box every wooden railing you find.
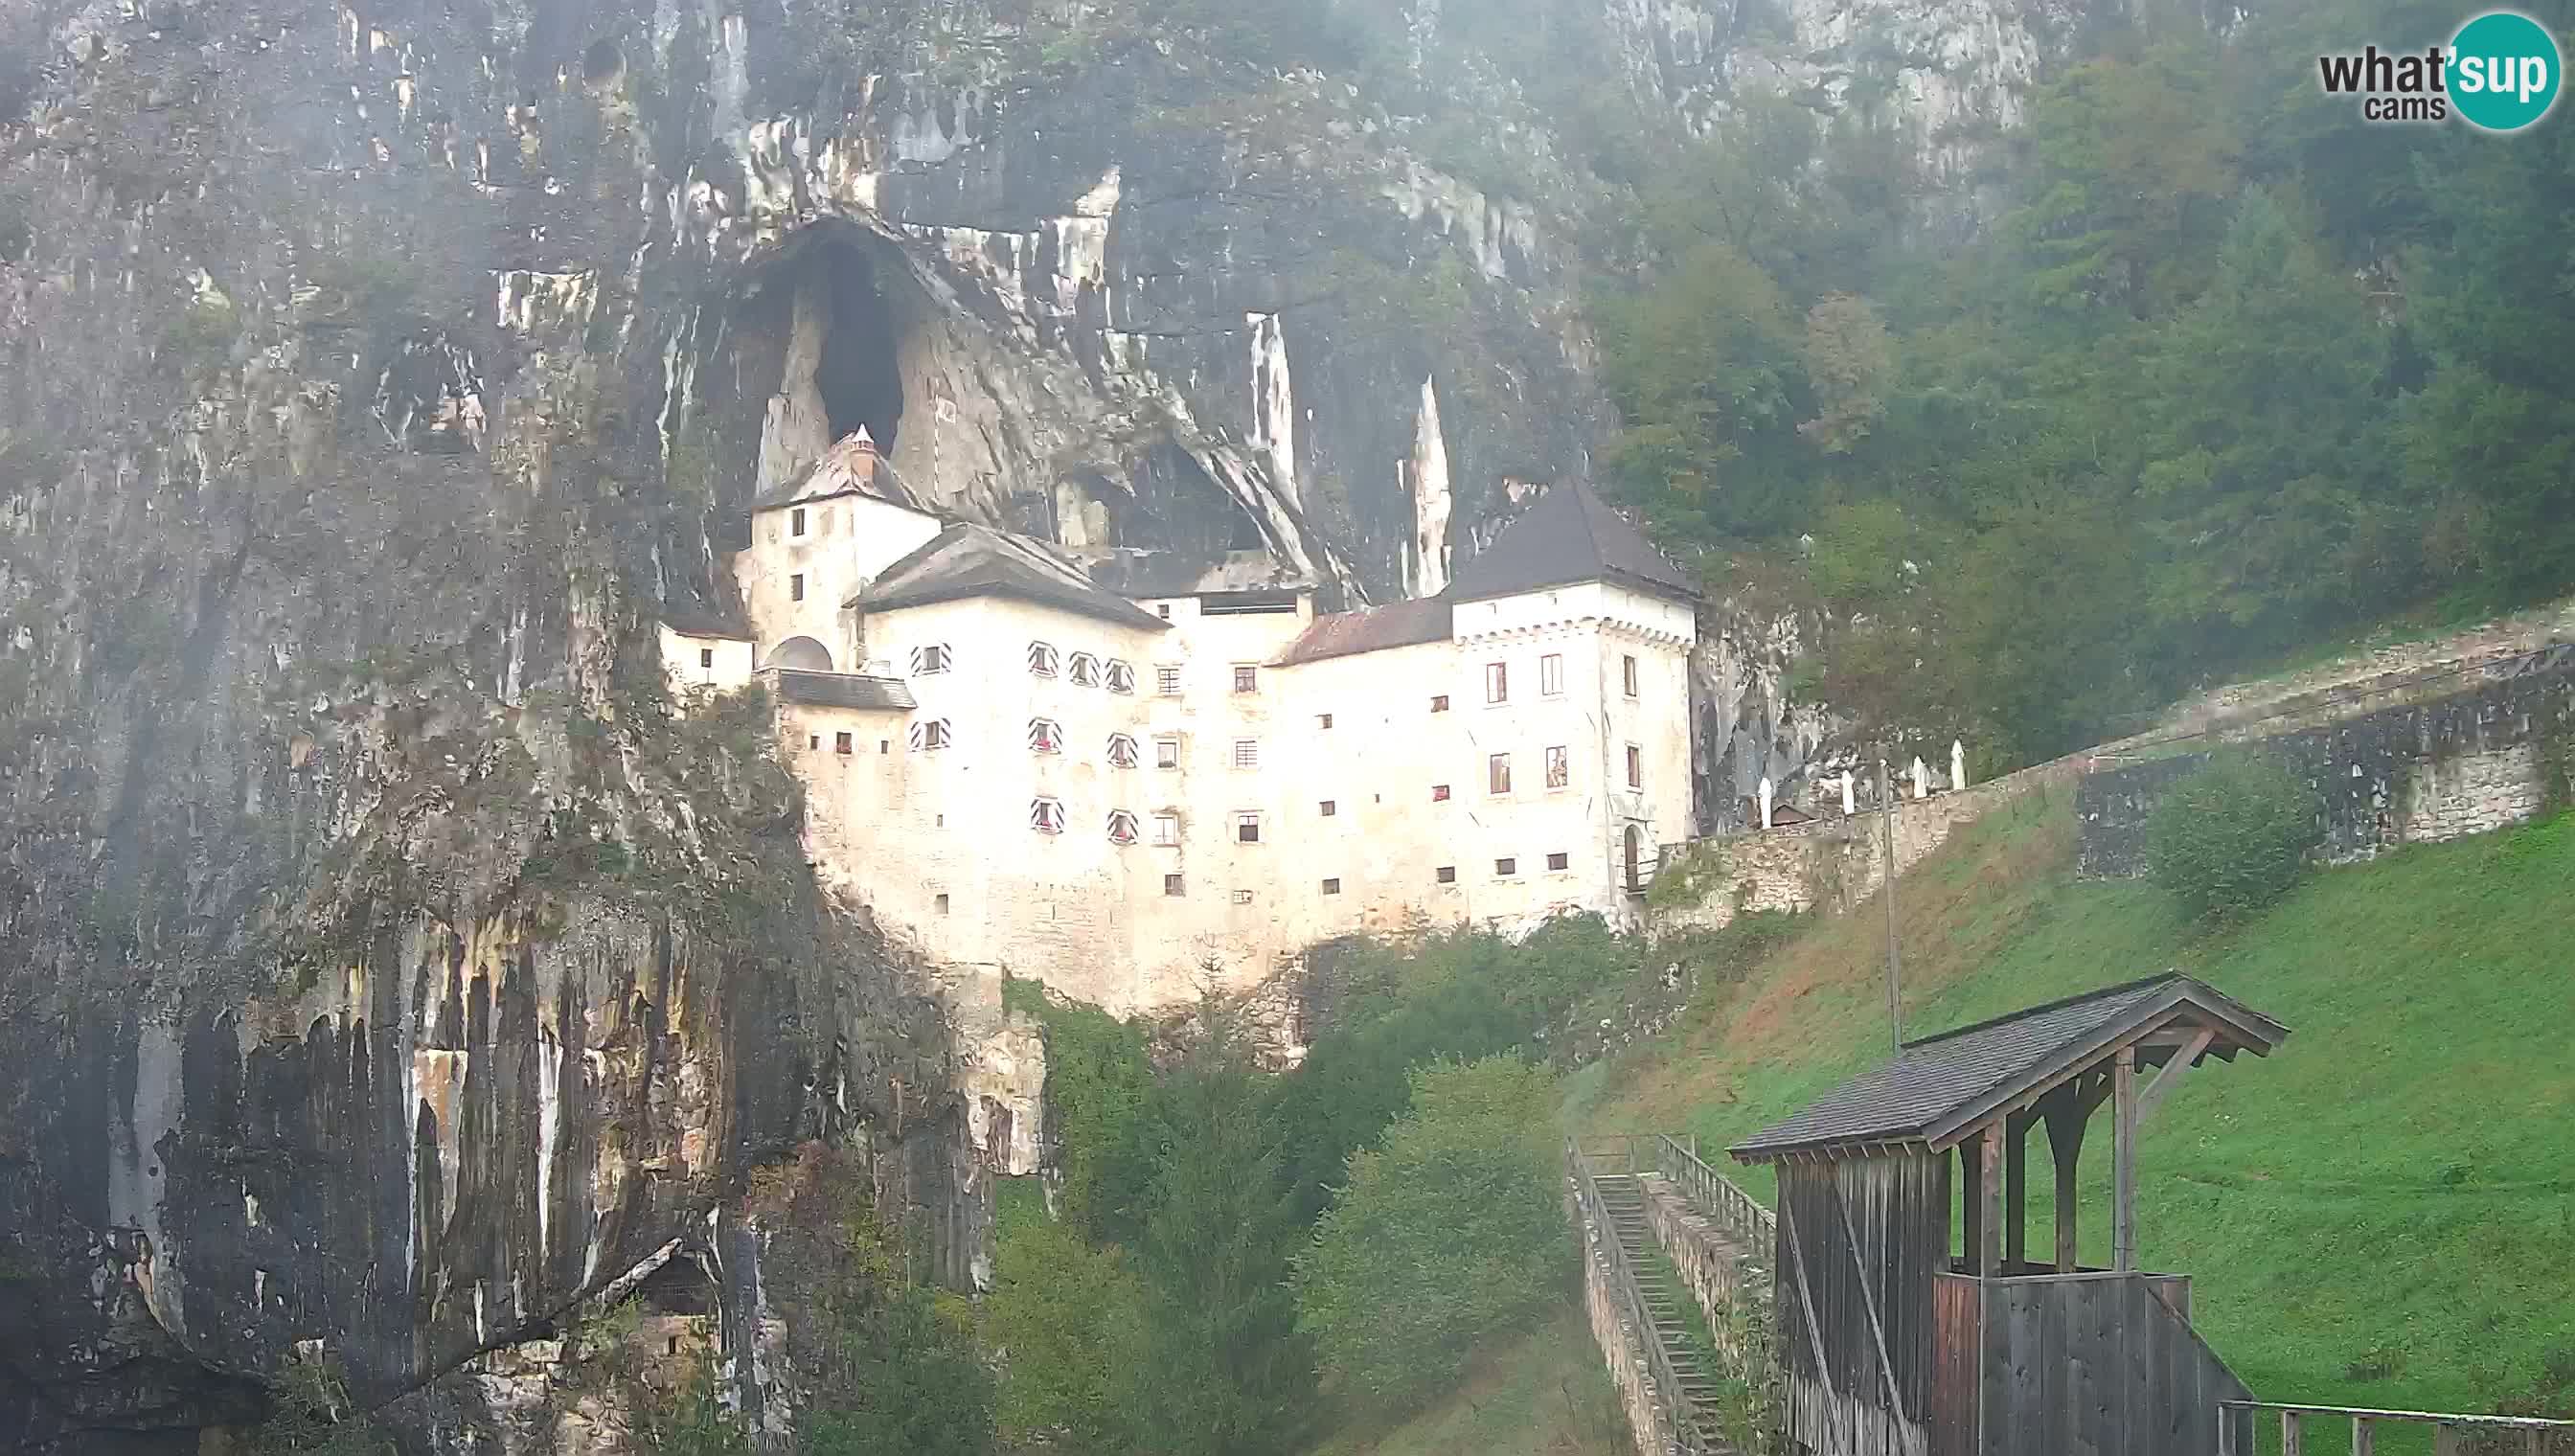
[1653,1133,1775,1255]
[1567,1142,1713,1455]
[2219,1401,2575,1455]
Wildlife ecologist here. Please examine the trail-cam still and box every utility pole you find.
[1880,757,1904,1056]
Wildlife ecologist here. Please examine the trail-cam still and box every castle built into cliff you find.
[658,430,1699,1016]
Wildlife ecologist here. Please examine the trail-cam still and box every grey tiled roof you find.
[751,430,929,515]
[1449,481,1698,605]
[659,607,754,641]
[772,670,917,711]
[1273,596,1453,666]
[1729,974,2288,1163]
[854,523,1171,632]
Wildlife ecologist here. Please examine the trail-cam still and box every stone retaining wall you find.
[1640,1175,1766,1367]
[1574,1188,1687,1456]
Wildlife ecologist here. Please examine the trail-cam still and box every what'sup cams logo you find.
[2318,11,2563,130]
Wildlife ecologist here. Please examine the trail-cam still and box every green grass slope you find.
[1585,788,2575,1428]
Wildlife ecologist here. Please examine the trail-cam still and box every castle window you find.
[1545,745,1569,789]
[1157,665,1183,695]
[835,733,854,755]
[1031,798,1065,833]
[1430,694,1449,712]
[1541,653,1563,696]
[791,507,808,536]
[1322,877,1341,895]
[1485,662,1508,703]
[1232,665,1259,694]
[1319,800,1336,817]
[790,574,806,602]
[809,735,821,750]
[1488,754,1512,795]
[1069,652,1101,687]
[936,893,950,915]
[1157,603,1173,619]
[1232,889,1255,905]
[1626,743,1643,789]
[699,648,715,669]
[1432,784,1450,802]
[1106,810,1140,846]
[1317,712,1333,730]
[1028,718,1064,754]
[1623,655,1639,697]
[1107,733,1140,768]
[910,644,952,675]
[1436,865,1457,884]
[1235,812,1262,844]
[1106,660,1136,694]
[908,719,952,751]
[1028,641,1059,677]
[1547,852,1570,871]
[1155,737,1182,768]
[1233,739,1259,770]
[1152,812,1181,846]
[1164,873,1186,896]
[1495,857,1517,876]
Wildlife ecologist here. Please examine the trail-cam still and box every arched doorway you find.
[766,635,833,671]
[1624,825,1643,895]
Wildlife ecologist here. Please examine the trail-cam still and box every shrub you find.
[2144,754,2323,919]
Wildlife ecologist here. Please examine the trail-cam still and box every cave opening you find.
[806,233,906,453]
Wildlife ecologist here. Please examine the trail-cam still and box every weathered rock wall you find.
[2075,648,2575,878]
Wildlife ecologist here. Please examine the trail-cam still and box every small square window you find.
[1232,889,1255,905]
[1495,857,1517,876]
[1236,812,1262,844]
[1540,652,1563,696]
[1164,873,1186,897]
[835,732,854,755]
[1155,737,1182,769]
[911,644,952,675]
[791,507,808,536]
[1317,713,1333,730]
[1547,852,1569,872]
[935,893,950,915]
[1157,603,1173,619]
[1546,745,1569,789]
[1623,654,1639,697]
[1321,877,1341,895]
[1430,694,1449,713]
[1157,665,1183,695]
[1234,739,1259,770]
[1153,812,1181,846]
[790,574,806,602]
[1432,784,1450,803]
[1626,744,1643,789]
[1485,661,1508,703]
[1232,665,1259,694]
[1319,800,1336,817]
[809,735,821,750]
[1488,753,1512,795]
[1436,865,1457,884]
[699,648,715,669]
[879,740,890,754]
[910,719,952,751]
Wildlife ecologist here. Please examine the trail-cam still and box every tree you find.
[2144,755,2325,920]
[987,1195,1148,1455]
[1799,294,1895,454]
[1291,1058,1568,1411]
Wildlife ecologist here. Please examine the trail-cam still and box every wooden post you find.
[1979,1124,2004,1278]
[2113,1046,2139,1273]
[1961,1136,1985,1269]
[2004,1111,2028,1274]
[2044,1089,2087,1274]
[2353,1416,2374,1456]
[2282,1410,2303,1456]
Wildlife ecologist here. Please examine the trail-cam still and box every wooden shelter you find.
[1729,974,2290,1456]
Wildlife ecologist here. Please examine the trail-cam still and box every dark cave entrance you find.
[805,232,906,452]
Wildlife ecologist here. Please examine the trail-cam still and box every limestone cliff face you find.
[0,0,2059,1446]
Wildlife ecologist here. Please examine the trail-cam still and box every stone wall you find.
[2076,648,2575,877]
[1640,1175,1767,1368]
[1572,1187,1685,1456]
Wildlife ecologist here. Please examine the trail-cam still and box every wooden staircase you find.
[1594,1172,1728,1432]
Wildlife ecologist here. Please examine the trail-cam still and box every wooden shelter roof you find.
[1729,974,2288,1164]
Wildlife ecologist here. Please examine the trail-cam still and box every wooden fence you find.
[2219,1401,2575,1455]
[1655,1134,1776,1255]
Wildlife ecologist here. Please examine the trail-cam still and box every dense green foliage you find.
[1596,0,2575,764]
[987,1185,1149,1453]
[796,1185,997,1456]
[1291,1058,1568,1411]
[2145,756,2326,918]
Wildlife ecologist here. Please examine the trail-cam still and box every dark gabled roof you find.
[851,522,1171,632]
[751,430,930,515]
[1448,481,1698,605]
[659,607,754,641]
[1272,596,1453,666]
[771,670,917,712]
[1730,974,2290,1164]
